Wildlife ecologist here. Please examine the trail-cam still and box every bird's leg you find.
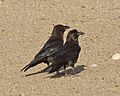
[56,70,60,75]
[64,65,67,76]
[71,64,76,75]
[72,67,76,75]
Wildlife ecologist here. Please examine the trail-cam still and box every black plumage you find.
[42,29,85,75]
[21,24,70,72]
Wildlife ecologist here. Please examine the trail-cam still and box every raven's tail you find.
[21,57,43,72]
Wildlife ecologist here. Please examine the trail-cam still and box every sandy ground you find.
[0,0,120,96]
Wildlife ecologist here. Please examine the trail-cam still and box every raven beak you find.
[78,31,85,35]
[64,25,70,29]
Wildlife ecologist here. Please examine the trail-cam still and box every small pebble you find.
[89,64,97,67]
[112,53,120,60]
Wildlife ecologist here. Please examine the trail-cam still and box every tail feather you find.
[21,61,38,72]
[21,57,44,72]
[21,65,29,72]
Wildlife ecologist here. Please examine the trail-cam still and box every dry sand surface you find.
[0,0,120,96]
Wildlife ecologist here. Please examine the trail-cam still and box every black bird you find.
[42,29,85,75]
[21,24,70,72]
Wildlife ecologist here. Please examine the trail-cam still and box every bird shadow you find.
[47,65,86,79]
[24,69,47,77]
[24,65,86,78]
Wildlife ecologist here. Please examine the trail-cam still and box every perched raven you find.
[42,29,85,75]
[21,24,70,72]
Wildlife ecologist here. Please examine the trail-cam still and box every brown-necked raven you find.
[42,29,85,75]
[21,24,70,72]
